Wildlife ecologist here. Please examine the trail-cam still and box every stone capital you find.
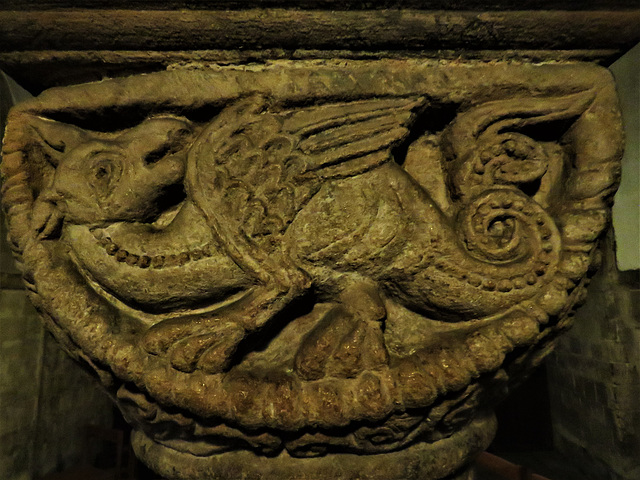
[1,4,637,479]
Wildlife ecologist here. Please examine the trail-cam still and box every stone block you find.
[0,341,41,394]
[607,383,640,411]
[0,391,36,436]
[609,363,639,385]
[601,339,631,364]
[0,430,31,480]
[31,334,113,476]
[568,337,584,355]
[594,381,608,404]
[0,290,40,342]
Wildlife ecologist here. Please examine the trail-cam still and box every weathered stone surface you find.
[134,413,496,480]
[0,60,623,479]
[0,5,639,94]
[2,0,639,9]
[2,9,638,53]
[547,230,640,480]
[1,73,114,479]
[0,252,113,480]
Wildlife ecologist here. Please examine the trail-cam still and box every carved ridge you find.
[90,228,214,269]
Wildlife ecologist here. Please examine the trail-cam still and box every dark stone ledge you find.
[1,10,638,54]
[0,8,638,93]
[1,0,639,11]
[0,6,640,94]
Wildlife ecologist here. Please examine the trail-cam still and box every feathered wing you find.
[282,97,424,177]
[186,95,425,327]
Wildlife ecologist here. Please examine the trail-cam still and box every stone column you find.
[1,3,638,480]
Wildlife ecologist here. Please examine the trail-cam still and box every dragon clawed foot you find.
[294,283,390,381]
[142,317,245,374]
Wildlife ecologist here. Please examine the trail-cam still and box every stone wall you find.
[546,44,639,478]
[611,43,640,271]
[0,72,113,480]
[547,42,639,480]
[547,232,640,480]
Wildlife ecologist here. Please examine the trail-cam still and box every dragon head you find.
[29,115,194,237]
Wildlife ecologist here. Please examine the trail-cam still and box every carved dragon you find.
[26,92,590,378]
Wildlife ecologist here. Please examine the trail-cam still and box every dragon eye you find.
[94,161,111,179]
[90,154,122,195]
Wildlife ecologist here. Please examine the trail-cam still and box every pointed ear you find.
[123,116,194,163]
[28,116,90,167]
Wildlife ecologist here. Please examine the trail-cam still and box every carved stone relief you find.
[0,60,622,479]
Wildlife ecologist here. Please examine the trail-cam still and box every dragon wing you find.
[186,95,425,313]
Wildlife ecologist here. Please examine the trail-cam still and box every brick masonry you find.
[0,208,114,480]
[547,231,640,480]
[0,75,113,480]
[546,43,639,480]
